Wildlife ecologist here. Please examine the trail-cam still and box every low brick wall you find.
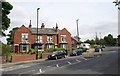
[11,54,36,63]
[42,53,50,59]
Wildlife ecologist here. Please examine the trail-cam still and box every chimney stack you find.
[55,23,58,31]
[41,23,45,29]
[29,20,32,28]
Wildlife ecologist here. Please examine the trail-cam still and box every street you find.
[1,47,119,75]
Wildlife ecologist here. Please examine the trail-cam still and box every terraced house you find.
[14,23,72,53]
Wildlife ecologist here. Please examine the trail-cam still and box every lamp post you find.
[113,0,120,9]
[36,8,40,60]
[76,19,79,41]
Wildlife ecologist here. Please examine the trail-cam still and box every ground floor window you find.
[59,44,68,49]
[19,44,30,52]
[46,44,54,49]
[34,44,44,52]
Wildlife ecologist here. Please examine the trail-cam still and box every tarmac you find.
[1,48,103,68]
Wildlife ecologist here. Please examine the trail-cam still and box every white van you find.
[80,43,90,49]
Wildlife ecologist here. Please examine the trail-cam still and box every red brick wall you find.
[14,25,35,52]
[58,28,72,51]
[11,54,36,63]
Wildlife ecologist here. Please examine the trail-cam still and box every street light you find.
[76,19,79,41]
[36,8,40,60]
[113,0,120,9]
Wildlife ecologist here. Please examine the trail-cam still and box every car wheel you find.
[55,56,58,60]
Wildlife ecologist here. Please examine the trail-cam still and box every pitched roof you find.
[31,28,58,35]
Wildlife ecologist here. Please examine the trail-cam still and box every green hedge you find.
[45,48,66,53]
[2,44,13,62]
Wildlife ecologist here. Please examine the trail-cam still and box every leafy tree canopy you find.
[7,27,19,45]
[2,1,13,36]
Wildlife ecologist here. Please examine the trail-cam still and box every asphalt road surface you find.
[1,47,119,75]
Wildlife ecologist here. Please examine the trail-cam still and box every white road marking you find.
[76,59,81,62]
[56,64,59,67]
[47,66,51,67]
[82,57,87,60]
[67,61,72,64]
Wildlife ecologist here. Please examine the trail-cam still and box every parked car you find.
[70,49,83,56]
[94,46,103,52]
[48,50,67,60]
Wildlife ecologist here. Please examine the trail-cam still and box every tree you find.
[2,1,13,36]
[84,39,96,45]
[118,35,120,46]
[104,34,114,46]
[7,27,19,45]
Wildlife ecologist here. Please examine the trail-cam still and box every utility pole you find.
[36,8,40,60]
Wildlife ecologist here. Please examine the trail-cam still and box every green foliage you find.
[84,39,96,45]
[118,35,120,46]
[104,34,114,46]
[54,48,65,51]
[45,48,66,53]
[38,52,42,59]
[7,27,19,45]
[2,44,13,62]
[45,48,54,53]
[28,49,36,55]
[2,1,13,36]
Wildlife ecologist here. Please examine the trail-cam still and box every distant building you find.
[71,36,82,49]
[14,23,72,53]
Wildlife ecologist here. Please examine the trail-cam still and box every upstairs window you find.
[47,36,53,42]
[22,33,28,42]
[38,36,42,43]
[61,35,66,42]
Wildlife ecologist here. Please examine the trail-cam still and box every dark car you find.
[95,46,103,52]
[48,50,67,60]
[70,49,83,56]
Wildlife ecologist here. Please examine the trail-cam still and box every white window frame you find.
[61,35,66,42]
[47,36,53,42]
[38,36,42,43]
[21,33,28,42]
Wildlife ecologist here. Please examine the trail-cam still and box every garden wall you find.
[11,54,36,63]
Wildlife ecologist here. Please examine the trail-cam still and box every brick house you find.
[14,23,72,53]
[71,36,82,49]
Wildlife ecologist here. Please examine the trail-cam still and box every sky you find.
[0,0,118,44]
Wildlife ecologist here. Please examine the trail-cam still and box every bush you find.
[45,48,54,53]
[28,49,36,54]
[2,44,13,62]
[38,52,42,59]
[53,48,65,51]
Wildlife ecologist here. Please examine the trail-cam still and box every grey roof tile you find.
[31,28,58,35]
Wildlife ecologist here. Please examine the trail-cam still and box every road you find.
[1,47,119,75]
